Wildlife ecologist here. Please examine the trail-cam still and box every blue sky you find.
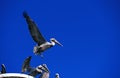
[0,0,120,78]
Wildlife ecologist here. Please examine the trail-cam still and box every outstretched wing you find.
[1,64,6,74]
[23,11,46,45]
[22,56,32,72]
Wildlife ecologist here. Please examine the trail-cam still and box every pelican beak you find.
[55,40,63,46]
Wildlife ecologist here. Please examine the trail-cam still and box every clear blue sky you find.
[0,0,119,78]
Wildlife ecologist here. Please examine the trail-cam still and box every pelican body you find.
[22,56,43,77]
[23,12,63,55]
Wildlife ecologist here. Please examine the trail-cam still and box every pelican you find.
[0,64,6,74]
[23,11,63,55]
[22,56,43,77]
[39,64,50,78]
[55,73,60,78]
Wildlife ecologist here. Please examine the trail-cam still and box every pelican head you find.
[55,73,59,76]
[55,73,60,78]
[50,38,63,46]
[37,64,49,73]
[36,65,43,73]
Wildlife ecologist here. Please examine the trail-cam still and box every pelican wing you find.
[23,12,46,45]
[22,56,32,72]
[1,64,6,74]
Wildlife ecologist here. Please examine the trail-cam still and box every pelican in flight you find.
[23,11,63,55]
[0,64,6,74]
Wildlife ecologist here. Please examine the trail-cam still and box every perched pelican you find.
[39,64,50,78]
[22,56,43,77]
[23,11,63,55]
[55,73,60,78]
[0,64,6,74]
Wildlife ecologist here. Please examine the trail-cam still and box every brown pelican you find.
[23,11,63,55]
[0,64,6,74]
[22,56,43,77]
[39,64,50,78]
[55,73,60,78]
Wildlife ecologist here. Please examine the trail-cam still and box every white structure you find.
[0,73,34,78]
